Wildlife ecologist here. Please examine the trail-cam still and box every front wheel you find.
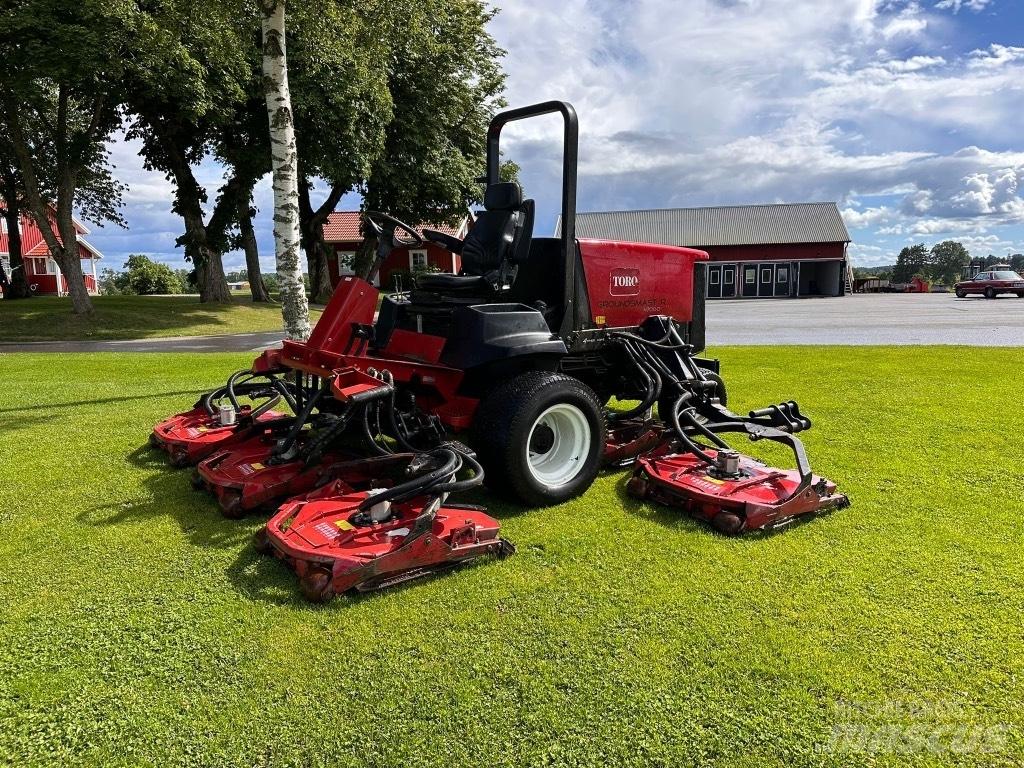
[984,287,996,299]
[1017,292,1024,299]
[473,372,606,507]
[955,289,966,298]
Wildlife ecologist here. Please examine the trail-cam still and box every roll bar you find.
[485,101,579,336]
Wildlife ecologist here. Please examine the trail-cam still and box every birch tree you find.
[261,0,310,340]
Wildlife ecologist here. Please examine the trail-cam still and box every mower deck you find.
[628,448,849,534]
[151,406,287,467]
[257,480,512,601]
[194,433,360,518]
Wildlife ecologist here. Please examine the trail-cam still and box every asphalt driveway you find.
[706,292,1024,346]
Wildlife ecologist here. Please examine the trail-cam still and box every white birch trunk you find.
[261,0,311,340]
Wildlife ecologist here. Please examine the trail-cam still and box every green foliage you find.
[927,240,970,285]
[361,0,508,226]
[1,348,1023,766]
[111,256,185,296]
[892,243,928,283]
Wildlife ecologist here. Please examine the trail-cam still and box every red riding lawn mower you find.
[152,101,848,601]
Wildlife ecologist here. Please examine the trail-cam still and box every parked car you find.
[953,270,1024,299]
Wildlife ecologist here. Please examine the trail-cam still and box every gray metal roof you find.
[560,203,850,247]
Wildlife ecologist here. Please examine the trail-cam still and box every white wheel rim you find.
[526,403,591,487]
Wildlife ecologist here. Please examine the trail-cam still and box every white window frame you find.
[709,270,720,285]
[336,251,356,276]
[744,268,756,284]
[409,250,428,270]
[760,266,773,283]
[777,267,788,283]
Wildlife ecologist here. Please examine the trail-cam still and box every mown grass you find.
[0,348,1021,768]
[0,295,322,342]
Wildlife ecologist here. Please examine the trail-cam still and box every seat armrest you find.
[423,229,464,254]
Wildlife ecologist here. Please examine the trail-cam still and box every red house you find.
[322,211,472,290]
[0,210,102,296]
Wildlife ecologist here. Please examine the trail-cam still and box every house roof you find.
[560,203,851,247]
[0,211,102,260]
[323,211,468,243]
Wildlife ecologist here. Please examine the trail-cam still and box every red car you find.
[954,269,1024,299]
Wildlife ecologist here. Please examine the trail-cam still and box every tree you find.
[99,256,183,295]
[352,0,508,278]
[892,244,929,283]
[0,134,33,300]
[286,1,391,303]
[123,0,258,305]
[261,0,310,340]
[928,240,970,285]
[0,0,133,314]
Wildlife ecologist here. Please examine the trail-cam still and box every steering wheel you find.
[363,211,424,248]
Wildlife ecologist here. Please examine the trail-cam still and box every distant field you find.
[0,295,322,341]
[1,347,1021,767]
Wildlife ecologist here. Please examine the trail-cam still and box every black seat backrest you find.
[461,182,534,278]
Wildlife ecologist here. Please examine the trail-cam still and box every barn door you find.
[742,265,758,297]
[721,265,736,298]
[707,264,722,298]
[758,264,774,297]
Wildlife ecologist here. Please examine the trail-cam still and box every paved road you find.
[1,293,1021,352]
[706,292,1024,346]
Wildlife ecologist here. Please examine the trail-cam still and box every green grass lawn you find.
[0,295,323,342]
[0,348,1021,767]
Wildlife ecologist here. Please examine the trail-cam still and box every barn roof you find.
[323,211,468,243]
[560,203,850,247]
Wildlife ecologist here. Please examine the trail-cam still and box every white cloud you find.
[935,0,993,13]
[968,44,1024,69]
[880,3,929,38]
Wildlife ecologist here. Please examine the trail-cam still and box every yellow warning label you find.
[704,476,726,485]
[335,519,355,531]
[250,462,265,471]
[595,315,607,325]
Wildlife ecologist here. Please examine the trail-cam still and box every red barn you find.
[0,210,102,296]
[322,212,472,290]
[569,203,852,298]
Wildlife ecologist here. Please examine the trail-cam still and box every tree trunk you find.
[4,99,93,313]
[1,200,31,299]
[238,195,271,302]
[297,181,336,305]
[262,0,310,340]
[51,180,94,314]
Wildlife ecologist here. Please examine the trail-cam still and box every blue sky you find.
[89,0,1024,270]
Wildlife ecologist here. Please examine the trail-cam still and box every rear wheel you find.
[473,372,605,506]
[984,287,996,299]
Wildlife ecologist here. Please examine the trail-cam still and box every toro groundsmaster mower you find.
[152,101,847,600]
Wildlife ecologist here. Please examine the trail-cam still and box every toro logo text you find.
[609,267,640,296]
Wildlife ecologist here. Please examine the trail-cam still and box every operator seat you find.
[415,182,534,296]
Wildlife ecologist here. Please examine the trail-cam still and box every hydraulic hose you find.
[356,449,462,510]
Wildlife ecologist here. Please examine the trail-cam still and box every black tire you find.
[657,370,727,420]
[1017,292,1024,299]
[473,371,606,507]
[984,287,996,299]
[955,289,966,298]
